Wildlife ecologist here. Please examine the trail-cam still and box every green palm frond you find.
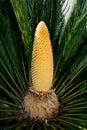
[0,0,87,129]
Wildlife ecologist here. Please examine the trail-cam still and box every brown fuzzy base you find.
[23,87,60,121]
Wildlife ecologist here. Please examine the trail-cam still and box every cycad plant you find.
[0,0,87,129]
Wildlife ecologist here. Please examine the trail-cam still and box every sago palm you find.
[0,0,87,129]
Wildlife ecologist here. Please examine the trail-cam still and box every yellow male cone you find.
[31,21,53,92]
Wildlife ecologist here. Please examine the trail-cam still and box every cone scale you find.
[23,21,60,121]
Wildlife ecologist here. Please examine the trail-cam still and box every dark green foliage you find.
[0,0,87,129]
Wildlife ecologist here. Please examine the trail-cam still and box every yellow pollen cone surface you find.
[31,21,53,92]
